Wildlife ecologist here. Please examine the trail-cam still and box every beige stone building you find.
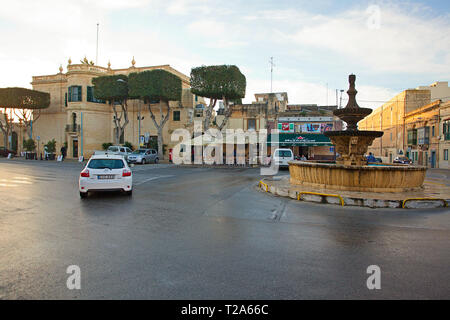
[30,59,204,159]
[358,88,431,162]
[404,100,441,167]
[439,101,450,169]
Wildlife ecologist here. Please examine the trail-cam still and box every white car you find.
[79,154,133,198]
[271,148,294,168]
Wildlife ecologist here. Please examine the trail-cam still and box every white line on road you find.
[134,175,174,186]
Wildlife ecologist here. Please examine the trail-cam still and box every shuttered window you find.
[68,86,82,102]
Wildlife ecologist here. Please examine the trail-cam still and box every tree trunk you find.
[148,99,170,159]
[157,127,163,158]
[218,97,232,131]
[203,98,217,132]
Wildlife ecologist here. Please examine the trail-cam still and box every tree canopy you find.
[0,87,50,109]
[190,65,246,100]
[92,74,129,102]
[128,69,182,102]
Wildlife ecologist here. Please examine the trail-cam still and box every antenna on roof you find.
[96,23,99,65]
[269,57,275,93]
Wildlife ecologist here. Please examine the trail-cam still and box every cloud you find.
[243,78,397,109]
[284,4,450,75]
[166,0,212,15]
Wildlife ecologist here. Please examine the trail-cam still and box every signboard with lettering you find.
[278,123,294,133]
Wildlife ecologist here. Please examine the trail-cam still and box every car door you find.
[150,149,157,162]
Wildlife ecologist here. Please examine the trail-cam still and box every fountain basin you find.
[288,161,427,192]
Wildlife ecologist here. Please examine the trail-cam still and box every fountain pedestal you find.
[288,74,426,192]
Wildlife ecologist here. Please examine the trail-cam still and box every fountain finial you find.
[345,74,359,109]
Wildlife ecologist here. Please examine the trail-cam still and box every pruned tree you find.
[0,87,50,147]
[190,65,246,132]
[129,69,182,158]
[92,75,129,145]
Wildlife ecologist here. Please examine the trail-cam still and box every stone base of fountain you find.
[288,161,427,192]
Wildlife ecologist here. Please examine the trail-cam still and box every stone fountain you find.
[288,75,427,192]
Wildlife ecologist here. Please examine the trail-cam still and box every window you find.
[88,159,125,169]
[407,129,417,145]
[444,121,450,140]
[173,111,181,121]
[195,95,198,102]
[432,126,435,137]
[87,86,106,103]
[445,149,449,161]
[65,93,68,107]
[68,86,82,102]
[247,119,256,130]
[390,132,392,141]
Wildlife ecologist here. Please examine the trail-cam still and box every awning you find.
[267,133,332,146]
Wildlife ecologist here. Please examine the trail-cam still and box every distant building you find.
[30,59,205,159]
[358,88,431,162]
[416,81,450,102]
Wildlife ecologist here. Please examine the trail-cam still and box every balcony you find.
[445,132,450,141]
[65,124,80,133]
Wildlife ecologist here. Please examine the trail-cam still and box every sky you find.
[0,0,449,109]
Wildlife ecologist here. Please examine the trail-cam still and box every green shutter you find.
[78,86,82,101]
[65,93,68,106]
[68,87,72,102]
[87,86,92,102]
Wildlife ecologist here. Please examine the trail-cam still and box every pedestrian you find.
[367,152,376,163]
[44,145,48,160]
[60,145,66,161]
[300,154,307,161]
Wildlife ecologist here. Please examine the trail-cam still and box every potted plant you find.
[23,138,36,159]
[45,139,57,160]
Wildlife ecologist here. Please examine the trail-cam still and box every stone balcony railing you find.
[65,124,80,133]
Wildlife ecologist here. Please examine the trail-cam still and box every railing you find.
[65,124,80,133]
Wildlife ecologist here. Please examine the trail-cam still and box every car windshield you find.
[275,150,292,157]
[87,159,125,169]
[132,150,146,154]
[108,147,119,152]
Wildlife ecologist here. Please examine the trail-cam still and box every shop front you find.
[267,133,335,160]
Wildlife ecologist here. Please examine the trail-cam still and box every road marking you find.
[134,175,174,186]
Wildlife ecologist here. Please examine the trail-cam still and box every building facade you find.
[439,101,450,169]
[30,59,204,159]
[358,89,431,163]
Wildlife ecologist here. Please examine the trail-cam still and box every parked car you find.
[0,147,16,157]
[271,148,294,168]
[393,156,412,164]
[106,145,133,161]
[127,149,159,164]
[79,154,133,198]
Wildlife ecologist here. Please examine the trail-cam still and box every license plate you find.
[98,175,115,179]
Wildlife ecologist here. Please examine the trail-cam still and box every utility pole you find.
[339,89,344,108]
[96,23,99,65]
[269,57,275,93]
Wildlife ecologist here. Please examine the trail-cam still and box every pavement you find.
[0,158,449,299]
[259,171,450,209]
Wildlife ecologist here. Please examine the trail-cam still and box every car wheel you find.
[80,192,88,199]
[141,159,146,165]
[154,157,159,164]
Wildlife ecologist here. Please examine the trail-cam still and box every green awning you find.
[267,133,332,146]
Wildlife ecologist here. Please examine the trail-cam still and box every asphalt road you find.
[0,159,449,299]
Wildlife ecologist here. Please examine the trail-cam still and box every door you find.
[11,132,18,152]
[431,151,436,168]
[73,139,78,158]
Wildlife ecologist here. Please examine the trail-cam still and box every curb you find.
[257,179,449,209]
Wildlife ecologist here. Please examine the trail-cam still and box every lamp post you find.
[137,102,144,147]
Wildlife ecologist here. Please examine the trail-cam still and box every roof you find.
[90,153,126,160]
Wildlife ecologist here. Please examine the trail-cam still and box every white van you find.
[272,148,294,167]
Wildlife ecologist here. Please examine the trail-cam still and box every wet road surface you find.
[0,159,449,299]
